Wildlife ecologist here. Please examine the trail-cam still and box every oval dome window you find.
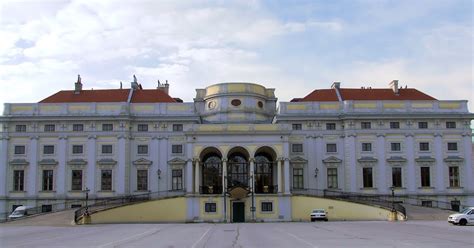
[231,99,241,106]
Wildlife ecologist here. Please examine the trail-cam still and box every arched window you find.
[202,155,222,194]
[227,153,249,188]
[255,154,275,193]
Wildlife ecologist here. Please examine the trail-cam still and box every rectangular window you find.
[42,170,54,191]
[101,145,113,154]
[361,122,371,129]
[361,143,372,152]
[362,167,373,188]
[13,170,24,191]
[420,167,430,187]
[446,121,456,129]
[292,144,303,153]
[101,170,112,191]
[15,125,26,132]
[43,145,55,155]
[14,145,25,155]
[137,145,148,155]
[73,124,84,132]
[102,124,113,131]
[41,205,52,213]
[292,168,304,189]
[390,142,401,152]
[172,124,183,132]
[419,142,429,151]
[390,122,400,129]
[447,142,458,151]
[72,145,83,154]
[392,167,402,188]
[421,201,432,207]
[326,123,336,130]
[418,122,428,129]
[44,124,55,132]
[204,203,217,213]
[137,124,148,132]
[449,167,460,187]
[327,168,338,189]
[261,202,273,212]
[326,144,337,153]
[71,170,83,191]
[292,123,302,130]
[172,145,183,154]
[172,169,183,190]
[137,170,148,191]
[71,204,82,209]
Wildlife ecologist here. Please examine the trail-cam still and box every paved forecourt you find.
[1,221,473,248]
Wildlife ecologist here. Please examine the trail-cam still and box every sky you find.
[0,0,473,119]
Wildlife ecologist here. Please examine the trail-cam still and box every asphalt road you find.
[0,221,473,248]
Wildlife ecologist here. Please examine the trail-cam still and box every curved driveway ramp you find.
[1,209,75,226]
[403,204,455,220]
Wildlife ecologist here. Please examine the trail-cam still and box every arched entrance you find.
[227,147,250,189]
[254,147,277,193]
[200,147,222,194]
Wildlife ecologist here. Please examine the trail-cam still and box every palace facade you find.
[0,77,473,222]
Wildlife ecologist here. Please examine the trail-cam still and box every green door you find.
[232,202,245,223]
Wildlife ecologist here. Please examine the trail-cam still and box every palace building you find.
[0,76,473,222]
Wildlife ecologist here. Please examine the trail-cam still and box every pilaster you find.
[117,135,127,194]
[405,133,416,192]
[185,143,193,193]
[27,136,38,196]
[434,133,444,190]
[462,132,473,191]
[376,133,386,193]
[56,136,67,195]
[0,136,9,196]
[86,135,96,194]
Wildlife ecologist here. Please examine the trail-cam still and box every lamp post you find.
[84,187,90,215]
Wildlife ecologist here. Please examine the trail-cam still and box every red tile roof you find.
[294,88,436,102]
[339,88,436,101]
[130,89,176,103]
[39,89,176,103]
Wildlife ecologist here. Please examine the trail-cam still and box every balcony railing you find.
[254,185,278,194]
[200,185,223,194]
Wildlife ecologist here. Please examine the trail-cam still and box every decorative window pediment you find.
[9,159,29,166]
[386,156,407,163]
[322,156,342,164]
[68,159,87,166]
[444,156,464,163]
[168,157,187,165]
[290,156,308,164]
[133,158,152,169]
[415,156,435,163]
[39,159,58,166]
[97,158,117,165]
[357,157,377,163]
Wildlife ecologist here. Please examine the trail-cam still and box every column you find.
[151,136,159,192]
[376,134,387,193]
[462,132,473,191]
[405,134,416,192]
[27,136,38,196]
[186,159,193,193]
[434,133,444,190]
[0,135,9,197]
[277,159,283,193]
[222,159,227,194]
[117,135,127,195]
[284,159,290,194]
[159,137,168,191]
[346,134,357,192]
[56,136,67,195]
[249,158,255,189]
[194,159,200,194]
[86,135,96,194]
[315,136,324,189]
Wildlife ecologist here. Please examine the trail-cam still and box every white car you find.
[310,209,328,222]
[448,207,474,226]
[8,206,36,219]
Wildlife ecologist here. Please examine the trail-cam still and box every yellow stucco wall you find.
[292,196,395,221]
[89,197,187,224]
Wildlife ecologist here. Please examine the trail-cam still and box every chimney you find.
[131,75,139,90]
[74,74,82,94]
[157,79,170,94]
[331,82,341,89]
[389,80,399,94]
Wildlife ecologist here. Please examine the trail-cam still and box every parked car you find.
[448,207,474,226]
[310,209,328,222]
[8,206,36,219]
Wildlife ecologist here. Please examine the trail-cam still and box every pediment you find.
[39,159,58,165]
[9,159,29,166]
[322,156,342,163]
[415,156,435,163]
[97,158,117,165]
[168,157,187,165]
[444,156,464,162]
[357,157,378,163]
[290,156,308,164]
[68,159,87,166]
[386,156,407,163]
[133,158,153,166]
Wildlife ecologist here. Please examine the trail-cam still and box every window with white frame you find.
[326,123,336,130]
[449,167,460,187]
[419,142,429,151]
[14,145,25,155]
[137,124,148,132]
[102,123,113,131]
[390,142,401,152]
[42,170,54,191]
[261,202,273,212]
[43,145,55,155]
[361,122,371,129]
[44,124,55,132]
[101,145,113,154]
[72,145,83,154]
[13,170,24,191]
[172,169,183,190]
[389,122,400,129]
[172,145,183,154]
[71,170,82,191]
[447,142,458,151]
[73,124,84,132]
[362,167,373,188]
[292,123,302,130]
[361,143,372,152]
[292,168,304,189]
[172,124,183,132]
[137,145,148,155]
[292,144,303,153]
[15,125,26,132]
[101,170,112,191]
[446,121,456,129]
[420,167,430,187]
[392,167,402,187]
[137,170,148,191]
[204,202,217,213]
[418,122,428,129]
[327,168,338,189]
[326,144,337,153]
